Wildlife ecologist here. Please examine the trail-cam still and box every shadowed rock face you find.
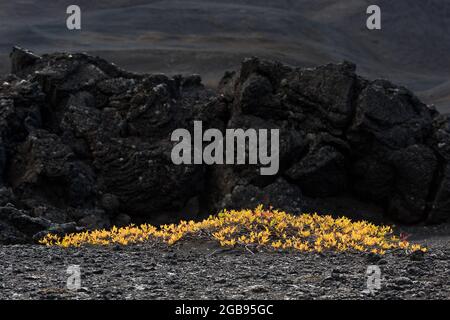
[218,59,450,225]
[0,47,449,243]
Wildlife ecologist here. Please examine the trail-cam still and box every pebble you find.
[394,276,413,286]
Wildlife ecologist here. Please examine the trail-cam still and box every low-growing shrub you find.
[39,206,426,254]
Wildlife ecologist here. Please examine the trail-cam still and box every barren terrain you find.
[1,222,449,300]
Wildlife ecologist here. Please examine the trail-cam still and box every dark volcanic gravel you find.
[0,225,448,300]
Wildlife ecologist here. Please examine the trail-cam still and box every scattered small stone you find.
[214,278,227,284]
[91,269,104,275]
[247,285,269,293]
[410,250,425,261]
[394,276,413,286]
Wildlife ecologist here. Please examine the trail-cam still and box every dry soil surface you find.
[0,223,448,300]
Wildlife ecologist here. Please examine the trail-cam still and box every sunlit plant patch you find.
[39,205,427,255]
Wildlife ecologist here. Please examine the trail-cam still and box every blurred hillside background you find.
[1,0,449,112]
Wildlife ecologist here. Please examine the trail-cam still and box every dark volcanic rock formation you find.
[217,58,450,225]
[0,47,449,243]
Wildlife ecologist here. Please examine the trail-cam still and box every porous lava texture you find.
[1,47,449,243]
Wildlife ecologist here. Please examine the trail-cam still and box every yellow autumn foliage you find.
[39,205,427,255]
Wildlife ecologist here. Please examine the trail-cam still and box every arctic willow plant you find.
[40,206,426,255]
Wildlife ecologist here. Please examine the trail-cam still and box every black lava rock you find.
[0,48,449,243]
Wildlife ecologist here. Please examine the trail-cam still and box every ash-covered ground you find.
[1,223,449,300]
